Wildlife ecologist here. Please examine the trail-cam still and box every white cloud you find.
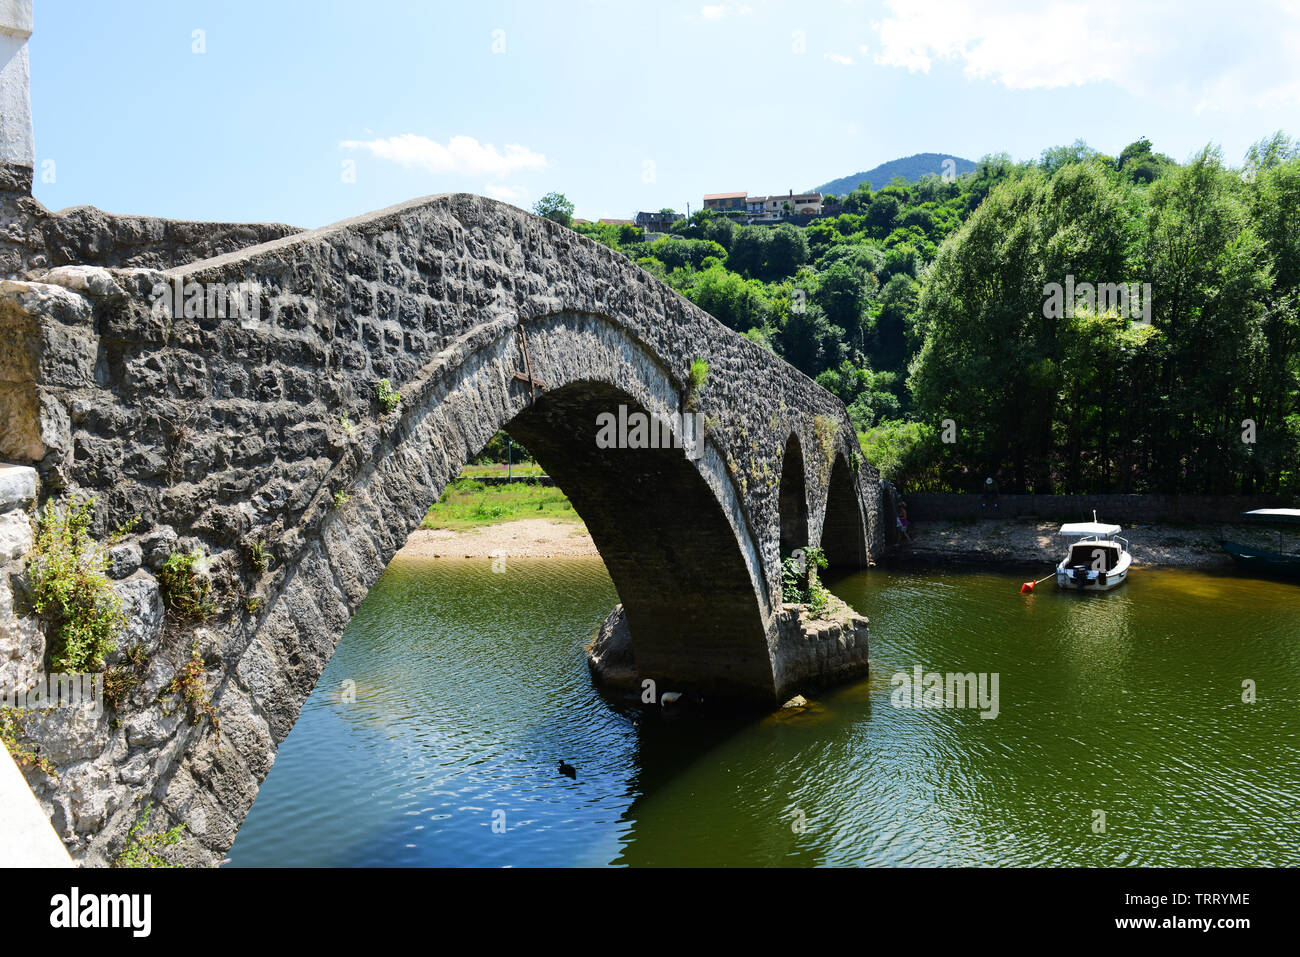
[338,134,548,178]
[873,0,1140,88]
[700,3,752,20]
[484,183,528,204]
[871,0,1300,110]
[824,52,854,66]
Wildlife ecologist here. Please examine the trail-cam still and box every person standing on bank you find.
[981,476,1000,510]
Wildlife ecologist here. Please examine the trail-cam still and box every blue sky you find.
[26,0,1300,227]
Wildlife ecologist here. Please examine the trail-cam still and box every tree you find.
[865,194,901,237]
[689,265,769,333]
[776,302,843,376]
[909,163,1132,492]
[805,220,842,259]
[842,183,873,214]
[703,214,736,251]
[533,192,575,227]
[904,143,1295,496]
[1142,147,1272,492]
[896,206,934,235]
[728,226,771,279]
[874,273,920,376]
[1241,142,1300,491]
[814,262,872,352]
[1244,131,1299,174]
[1039,138,1099,174]
[766,223,810,279]
[1117,137,1177,184]
[816,360,900,431]
[818,241,883,277]
[647,237,725,271]
[961,152,1019,213]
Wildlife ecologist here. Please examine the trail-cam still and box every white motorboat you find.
[1055,514,1131,592]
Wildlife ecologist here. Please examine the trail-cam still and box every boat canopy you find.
[1242,508,1300,525]
[1059,522,1121,538]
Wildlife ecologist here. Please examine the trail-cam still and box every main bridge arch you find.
[319,309,777,701]
[5,192,883,865]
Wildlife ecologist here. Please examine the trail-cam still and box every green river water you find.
[228,557,1299,867]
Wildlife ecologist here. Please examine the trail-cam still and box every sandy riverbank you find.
[894,517,1300,570]
[398,516,1299,568]
[399,519,598,558]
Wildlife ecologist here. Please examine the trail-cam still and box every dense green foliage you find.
[28,498,124,673]
[471,430,534,465]
[911,135,1299,494]
[375,378,401,413]
[565,133,1300,496]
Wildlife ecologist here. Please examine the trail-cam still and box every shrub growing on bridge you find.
[157,548,215,622]
[375,378,402,413]
[28,497,124,673]
[781,545,831,618]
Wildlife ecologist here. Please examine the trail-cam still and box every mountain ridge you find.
[812,152,977,196]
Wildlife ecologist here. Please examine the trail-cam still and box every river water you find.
[228,557,1299,866]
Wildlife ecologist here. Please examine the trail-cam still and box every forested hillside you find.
[566,135,1300,496]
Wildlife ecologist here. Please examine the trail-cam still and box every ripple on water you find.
[228,559,1300,867]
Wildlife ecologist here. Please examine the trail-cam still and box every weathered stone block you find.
[138,525,178,569]
[111,572,163,656]
[106,540,142,579]
[0,462,35,511]
[39,265,128,305]
[0,507,31,562]
[22,707,110,766]
[123,706,183,750]
[0,571,42,694]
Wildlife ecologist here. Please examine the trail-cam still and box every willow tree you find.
[909,161,1139,491]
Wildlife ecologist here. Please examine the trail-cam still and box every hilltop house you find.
[746,190,823,221]
[701,190,824,222]
[635,210,678,231]
[702,191,747,212]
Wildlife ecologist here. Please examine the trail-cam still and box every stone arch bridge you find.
[1,191,882,865]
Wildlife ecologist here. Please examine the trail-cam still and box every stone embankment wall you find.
[900,492,1297,525]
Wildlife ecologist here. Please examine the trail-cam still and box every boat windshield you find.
[1066,541,1121,570]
